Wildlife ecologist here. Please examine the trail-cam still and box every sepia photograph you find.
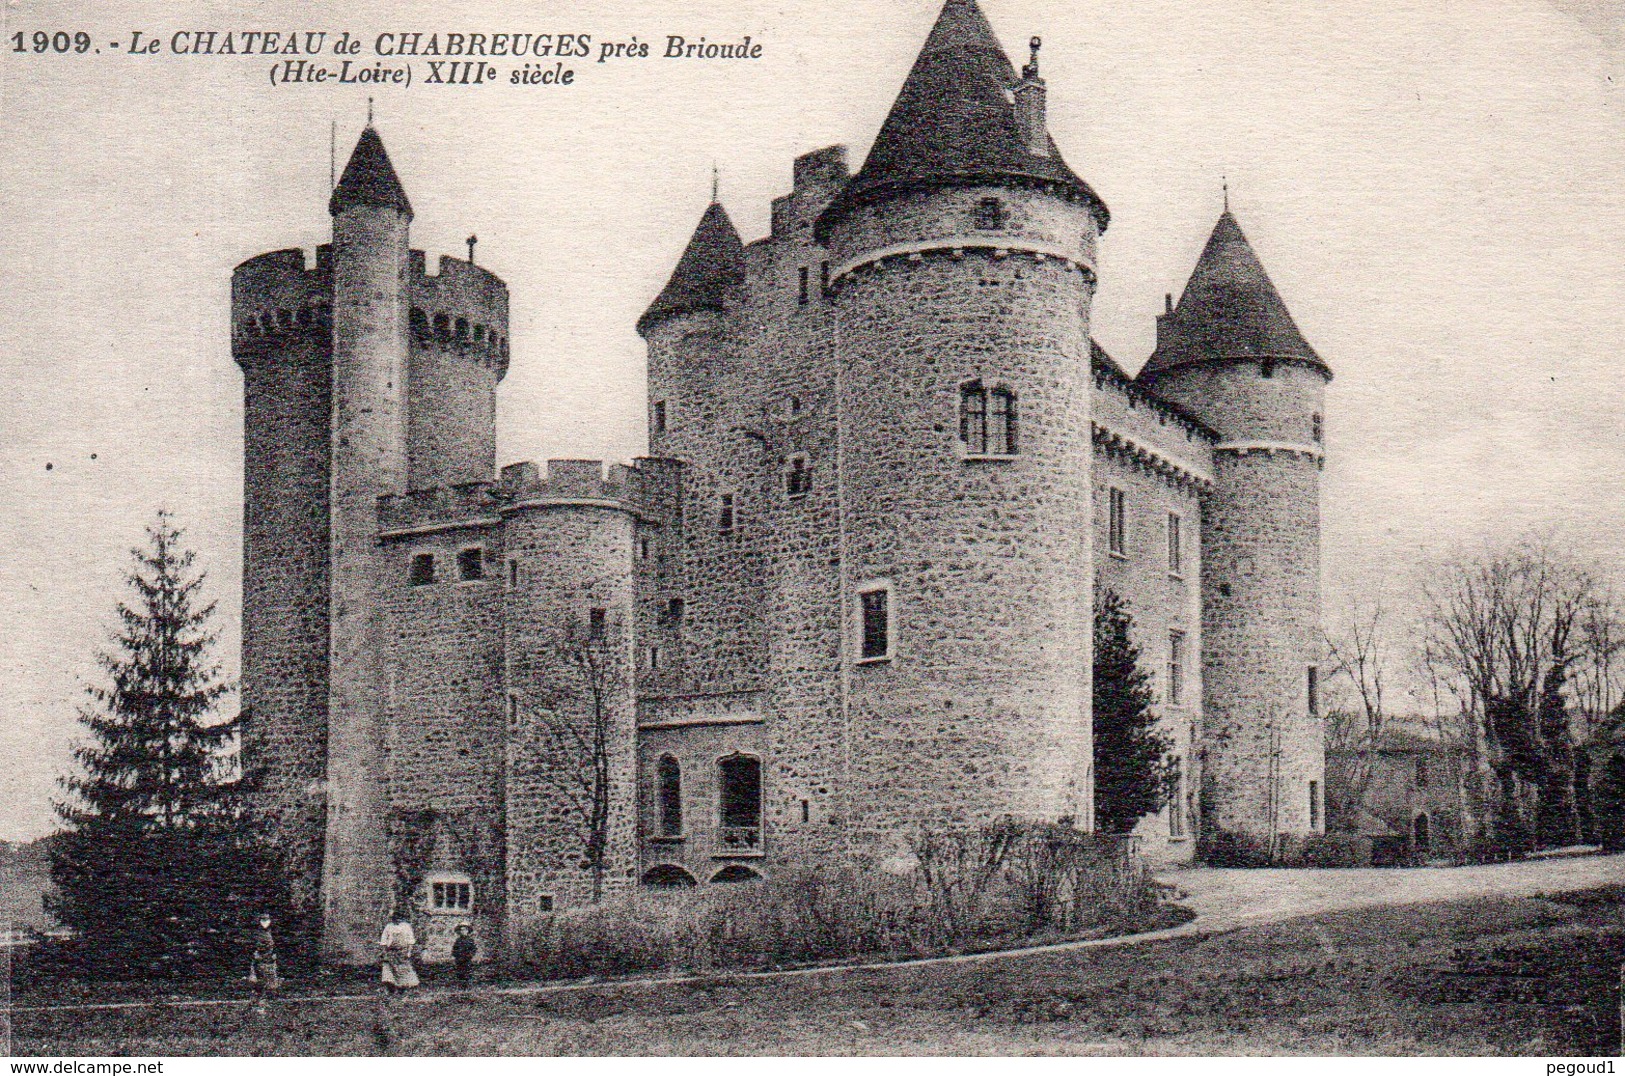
[2,0,1624,1061]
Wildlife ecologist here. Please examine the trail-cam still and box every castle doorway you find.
[1413,812,1430,852]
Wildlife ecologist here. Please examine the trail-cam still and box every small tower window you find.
[1312,413,1324,444]
[960,382,988,454]
[1260,360,1276,379]
[989,388,1018,454]
[798,266,810,306]
[1307,665,1320,718]
[1108,488,1127,556]
[652,400,668,434]
[646,645,661,670]
[719,493,736,536]
[657,754,683,838]
[858,582,892,663]
[457,547,485,582]
[974,197,1006,229]
[666,597,685,623]
[1168,758,1187,838]
[639,536,652,560]
[1167,631,1185,706]
[1310,781,1323,831]
[819,261,831,296]
[1416,757,1430,790]
[1167,513,1183,576]
[409,553,437,586]
[508,559,519,588]
[786,455,812,497]
[588,607,607,642]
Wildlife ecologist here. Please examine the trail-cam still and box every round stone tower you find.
[1137,210,1330,841]
[814,0,1110,841]
[231,246,334,920]
[323,125,413,960]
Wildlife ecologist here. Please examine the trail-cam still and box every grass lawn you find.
[13,887,1624,1056]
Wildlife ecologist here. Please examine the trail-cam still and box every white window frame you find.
[856,579,894,664]
[424,871,474,915]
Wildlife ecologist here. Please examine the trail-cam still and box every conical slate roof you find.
[328,126,413,218]
[637,202,746,336]
[816,0,1108,240]
[1140,211,1328,379]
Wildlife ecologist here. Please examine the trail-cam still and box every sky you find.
[1,0,1622,840]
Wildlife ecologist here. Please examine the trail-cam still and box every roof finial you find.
[1024,36,1042,80]
[367,97,374,126]
[1222,175,1230,213]
[711,161,719,204]
[467,234,477,265]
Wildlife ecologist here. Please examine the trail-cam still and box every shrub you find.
[513,822,1167,978]
[1197,828,1272,867]
[1304,833,1372,867]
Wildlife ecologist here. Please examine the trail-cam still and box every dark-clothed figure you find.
[451,923,477,988]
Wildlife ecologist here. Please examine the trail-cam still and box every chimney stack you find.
[1014,36,1049,158]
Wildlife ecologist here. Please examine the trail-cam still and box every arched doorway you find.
[1413,812,1431,853]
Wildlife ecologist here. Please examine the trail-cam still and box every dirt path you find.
[1161,852,1625,931]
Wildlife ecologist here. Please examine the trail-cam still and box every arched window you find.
[657,755,683,838]
[960,381,987,454]
[717,754,762,854]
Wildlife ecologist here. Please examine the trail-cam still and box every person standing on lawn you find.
[378,911,420,995]
[451,923,477,989]
[247,912,280,1013]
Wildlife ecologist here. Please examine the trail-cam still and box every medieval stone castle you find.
[233,0,1329,962]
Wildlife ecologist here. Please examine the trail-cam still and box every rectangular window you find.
[666,597,685,623]
[1309,780,1322,831]
[787,455,811,496]
[1416,757,1430,789]
[1167,513,1183,576]
[1307,665,1320,718]
[960,384,987,454]
[859,584,891,662]
[719,493,735,535]
[638,536,651,560]
[588,607,606,642]
[1169,758,1187,838]
[1312,413,1324,444]
[537,894,555,914]
[1109,488,1127,556]
[819,261,830,296]
[652,400,667,433]
[508,558,519,588]
[798,266,809,305]
[646,645,660,670]
[409,552,436,586]
[430,879,472,912]
[457,547,484,582]
[801,798,811,824]
[989,389,1017,455]
[1168,631,1185,705]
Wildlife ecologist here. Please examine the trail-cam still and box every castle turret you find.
[232,247,333,926]
[1138,210,1330,842]
[323,126,413,960]
[815,0,1108,841]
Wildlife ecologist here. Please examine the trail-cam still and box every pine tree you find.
[1093,588,1174,834]
[50,512,289,979]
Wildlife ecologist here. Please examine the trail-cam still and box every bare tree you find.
[515,616,620,903]
[1420,536,1623,852]
[1321,602,1389,828]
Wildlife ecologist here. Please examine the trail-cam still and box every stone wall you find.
[232,247,334,913]
[826,183,1099,848]
[376,512,506,961]
[502,483,640,925]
